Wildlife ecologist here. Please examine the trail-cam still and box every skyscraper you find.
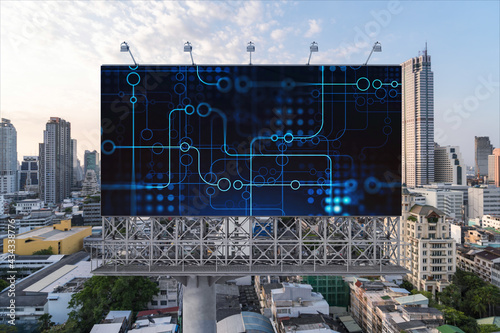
[0,118,17,194]
[493,148,500,187]
[401,49,434,188]
[475,136,493,177]
[434,144,466,185]
[39,117,72,204]
[71,139,79,187]
[19,156,39,192]
[84,150,99,182]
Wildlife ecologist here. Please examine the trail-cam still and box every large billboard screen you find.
[101,65,401,216]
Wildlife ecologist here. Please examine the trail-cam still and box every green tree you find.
[0,279,9,291]
[439,283,462,309]
[460,316,480,333]
[467,289,488,318]
[38,313,54,332]
[479,324,500,333]
[43,319,79,333]
[0,324,17,333]
[399,280,414,292]
[68,276,159,333]
[33,246,54,255]
[477,284,500,317]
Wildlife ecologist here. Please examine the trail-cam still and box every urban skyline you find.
[0,1,499,165]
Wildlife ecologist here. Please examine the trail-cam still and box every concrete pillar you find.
[181,276,217,333]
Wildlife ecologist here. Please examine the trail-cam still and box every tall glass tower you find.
[401,48,434,187]
[0,118,18,194]
[39,117,72,204]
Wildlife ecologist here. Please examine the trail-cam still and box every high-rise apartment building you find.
[0,119,18,194]
[489,154,496,184]
[19,156,39,191]
[84,150,99,182]
[401,186,456,293]
[475,136,493,177]
[493,148,500,187]
[39,117,72,205]
[401,50,434,188]
[71,139,78,187]
[434,144,466,185]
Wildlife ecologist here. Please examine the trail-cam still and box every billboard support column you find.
[177,275,217,333]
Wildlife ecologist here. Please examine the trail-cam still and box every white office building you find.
[409,188,463,219]
[0,119,17,194]
[482,215,500,230]
[270,283,329,320]
[468,187,500,219]
[401,50,434,188]
[15,199,44,215]
[434,145,466,185]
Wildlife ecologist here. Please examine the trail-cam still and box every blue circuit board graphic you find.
[101,65,401,216]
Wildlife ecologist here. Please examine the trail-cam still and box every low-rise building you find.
[280,314,340,333]
[148,277,179,309]
[15,199,43,215]
[3,220,92,255]
[349,278,444,333]
[457,247,500,284]
[482,215,500,230]
[474,250,500,283]
[464,228,490,246]
[271,283,329,320]
[83,202,101,226]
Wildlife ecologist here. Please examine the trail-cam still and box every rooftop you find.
[394,294,429,305]
[410,205,445,218]
[475,251,500,261]
[16,225,90,241]
[437,324,466,333]
[0,251,89,307]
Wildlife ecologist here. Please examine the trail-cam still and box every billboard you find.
[101,65,401,216]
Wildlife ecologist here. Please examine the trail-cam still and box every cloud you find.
[304,19,322,38]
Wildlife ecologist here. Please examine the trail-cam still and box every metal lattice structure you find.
[86,216,406,276]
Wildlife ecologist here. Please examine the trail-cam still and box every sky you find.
[0,0,498,165]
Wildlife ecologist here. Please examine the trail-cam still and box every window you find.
[423,258,427,263]
[423,266,427,271]
[423,244,427,248]
[423,251,427,255]
[161,301,167,306]
[161,290,167,295]
[448,266,452,271]
[448,258,452,263]
[277,309,290,314]
[35,308,44,312]
[151,301,158,306]
[448,251,452,255]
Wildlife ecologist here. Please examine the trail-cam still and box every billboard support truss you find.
[86,216,406,276]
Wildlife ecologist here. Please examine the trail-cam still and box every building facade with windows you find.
[0,118,17,194]
[402,187,456,294]
[468,187,500,219]
[434,145,466,185]
[39,117,72,205]
[401,51,434,188]
[475,136,493,177]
